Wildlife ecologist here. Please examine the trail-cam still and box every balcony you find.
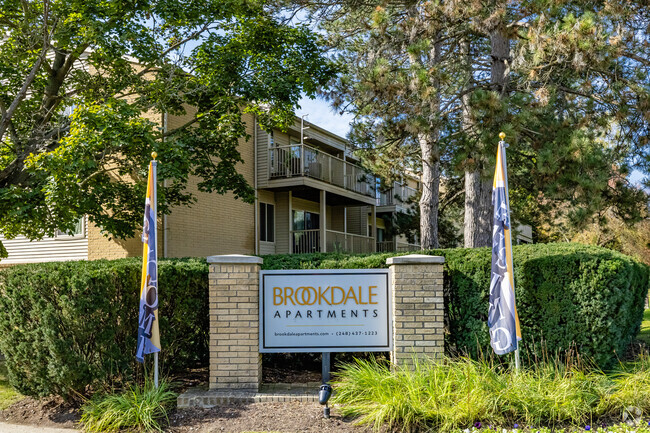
[326,230,374,254]
[378,182,418,208]
[268,144,376,199]
[291,229,374,254]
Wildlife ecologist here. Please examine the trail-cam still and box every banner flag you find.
[488,138,522,355]
[136,160,160,363]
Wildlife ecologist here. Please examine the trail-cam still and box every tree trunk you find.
[420,133,440,249]
[463,169,492,247]
[463,23,510,248]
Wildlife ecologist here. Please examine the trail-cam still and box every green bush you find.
[0,257,208,399]
[443,243,649,368]
[0,243,645,399]
[264,243,649,368]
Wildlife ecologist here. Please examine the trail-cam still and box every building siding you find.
[346,206,367,236]
[256,123,270,189]
[330,206,345,232]
[275,192,290,254]
[1,218,89,264]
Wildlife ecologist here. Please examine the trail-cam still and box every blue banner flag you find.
[488,139,522,355]
[136,160,160,363]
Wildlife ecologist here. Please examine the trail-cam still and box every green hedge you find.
[444,243,649,367]
[0,257,208,399]
[262,243,649,368]
[0,243,646,399]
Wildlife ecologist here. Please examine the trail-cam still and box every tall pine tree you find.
[308,0,648,246]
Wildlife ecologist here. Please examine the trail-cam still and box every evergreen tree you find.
[307,0,648,246]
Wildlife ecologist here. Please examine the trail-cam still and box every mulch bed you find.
[0,365,373,432]
[0,396,80,429]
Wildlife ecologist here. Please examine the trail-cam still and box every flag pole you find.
[152,151,159,389]
[498,133,520,372]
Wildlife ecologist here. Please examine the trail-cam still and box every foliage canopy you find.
[0,0,334,244]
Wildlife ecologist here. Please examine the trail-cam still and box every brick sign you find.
[259,269,392,352]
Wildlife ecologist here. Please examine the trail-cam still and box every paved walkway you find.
[0,422,78,432]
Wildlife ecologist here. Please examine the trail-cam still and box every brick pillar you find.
[207,254,263,391]
[387,254,445,366]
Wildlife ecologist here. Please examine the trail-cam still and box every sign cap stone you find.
[386,254,445,265]
[207,254,263,265]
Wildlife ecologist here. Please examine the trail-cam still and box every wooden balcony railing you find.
[378,182,418,207]
[269,144,376,198]
[291,229,321,254]
[291,229,375,254]
[326,230,374,254]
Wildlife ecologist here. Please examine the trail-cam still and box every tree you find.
[315,2,468,249]
[0,0,334,248]
[458,0,650,246]
[571,208,650,265]
[307,0,648,247]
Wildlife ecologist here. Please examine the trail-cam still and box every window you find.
[293,210,319,230]
[56,217,85,239]
[260,203,275,242]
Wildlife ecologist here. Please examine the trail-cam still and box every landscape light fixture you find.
[319,352,332,418]
[318,384,332,418]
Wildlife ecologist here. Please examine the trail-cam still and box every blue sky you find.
[294,95,354,138]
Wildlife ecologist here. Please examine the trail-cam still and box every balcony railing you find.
[269,144,376,198]
[291,229,375,254]
[378,182,418,207]
[376,240,421,253]
[326,230,374,254]
[291,229,320,254]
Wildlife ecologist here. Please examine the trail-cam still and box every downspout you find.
[254,116,259,255]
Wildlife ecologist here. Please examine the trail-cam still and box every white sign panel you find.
[259,269,392,353]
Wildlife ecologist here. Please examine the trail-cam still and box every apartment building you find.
[0,113,421,264]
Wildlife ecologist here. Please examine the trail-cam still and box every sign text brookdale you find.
[272,284,379,319]
[260,270,392,353]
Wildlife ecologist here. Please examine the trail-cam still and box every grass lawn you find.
[638,308,650,345]
[0,359,23,410]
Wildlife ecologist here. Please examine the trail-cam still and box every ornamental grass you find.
[80,379,177,432]
[332,356,650,433]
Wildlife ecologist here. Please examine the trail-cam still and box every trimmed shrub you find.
[0,257,208,399]
[444,243,649,368]
[263,243,649,368]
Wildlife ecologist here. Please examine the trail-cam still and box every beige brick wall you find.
[388,256,445,366]
[204,254,447,391]
[88,109,257,260]
[87,221,142,260]
[164,111,256,258]
[208,257,262,391]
